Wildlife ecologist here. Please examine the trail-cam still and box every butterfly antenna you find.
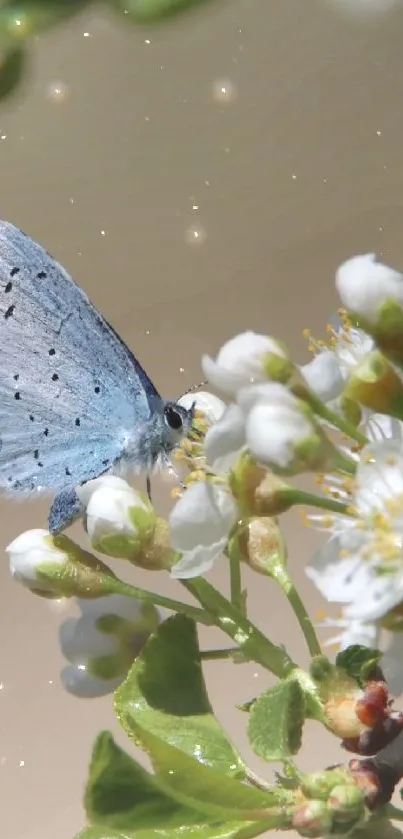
[181,379,208,397]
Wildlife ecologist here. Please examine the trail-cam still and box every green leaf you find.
[247,680,305,762]
[85,731,207,830]
[115,615,245,778]
[76,830,126,839]
[335,645,382,685]
[76,821,278,839]
[0,47,25,100]
[123,727,290,822]
[109,0,213,24]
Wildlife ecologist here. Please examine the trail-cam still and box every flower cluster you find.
[8,250,403,703]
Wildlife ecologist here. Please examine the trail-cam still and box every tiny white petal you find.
[354,440,403,517]
[345,571,403,621]
[171,541,226,579]
[204,403,246,472]
[6,528,52,554]
[178,391,226,424]
[322,617,378,651]
[7,529,67,588]
[246,402,312,469]
[300,351,344,402]
[76,594,146,622]
[237,381,299,414]
[336,253,403,324]
[60,615,118,663]
[170,482,237,577]
[61,664,123,698]
[202,332,285,397]
[170,482,237,551]
[306,535,377,603]
[76,475,132,508]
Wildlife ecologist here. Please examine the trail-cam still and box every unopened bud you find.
[291,799,333,837]
[7,529,118,599]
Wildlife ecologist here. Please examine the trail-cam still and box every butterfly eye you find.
[164,405,183,431]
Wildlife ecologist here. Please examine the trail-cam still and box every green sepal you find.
[335,645,383,686]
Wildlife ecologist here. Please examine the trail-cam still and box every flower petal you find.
[354,440,403,516]
[245,402,313,469]
[170,482,237,552]
[345,571,403,621]
[300,351,344,402]
[306,535,377,603]
[171,540,226,579]
[178,390,226,424]
[61,664,123,698]
[60,615,118,663]
[204,403,246,472]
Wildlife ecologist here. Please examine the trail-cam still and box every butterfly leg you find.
[48,488,85,533]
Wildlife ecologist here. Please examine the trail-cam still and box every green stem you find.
[269,561,322,657]
[286,488,352,516]
[200,647,241,660]
[181,577,297,678]
[385,804,403,822]
[229,546,243,612]
[108,577,214,626]
[332,447,357,475]
[308,393,368,447]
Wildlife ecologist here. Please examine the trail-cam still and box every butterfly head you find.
[122,399,195,474]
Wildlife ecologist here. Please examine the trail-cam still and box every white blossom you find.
[307,439,403,622]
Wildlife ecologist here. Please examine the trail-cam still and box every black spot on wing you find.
[5,304,15,319]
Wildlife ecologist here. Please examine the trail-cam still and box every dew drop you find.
[185,225,207,246]
[212,78,237,104]
[47,81,69,103]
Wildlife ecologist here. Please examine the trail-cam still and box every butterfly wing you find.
[0,220,161,496]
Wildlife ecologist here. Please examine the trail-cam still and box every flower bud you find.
[291,799,333,837]
[327,783,366,829]
[202,331,289,397]
[7,529,118,599]
[229,452,293,516]
[309,657,374,740]
[336,254,403,366]
[230,516,286,575]
[77,476,159,564]
[240,384,343,476]
[60,595,160,698]
[344,350,403,418]
[300,768,352,801]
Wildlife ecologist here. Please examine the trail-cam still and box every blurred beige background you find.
[1,0,403,836]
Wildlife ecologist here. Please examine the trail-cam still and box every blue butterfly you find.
[0,220,195,532]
